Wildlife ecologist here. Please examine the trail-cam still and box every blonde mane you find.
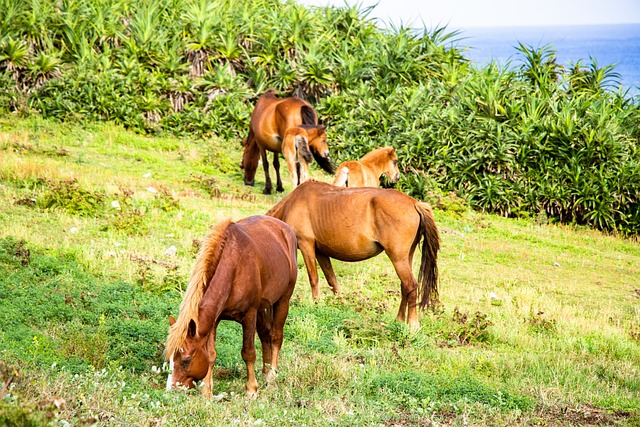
[164,218,233,359]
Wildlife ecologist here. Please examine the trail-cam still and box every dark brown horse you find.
[241,89,334,194]
[333,146,400,188]
[267,180,439,330]
[165,215,297,398]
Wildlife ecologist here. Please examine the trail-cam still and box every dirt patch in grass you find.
[529,403,634,426]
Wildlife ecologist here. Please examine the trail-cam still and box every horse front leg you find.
[241,310,259,398]
[260,148,273,195]
[272,153,284,193]
[316,253,341,295]
[297,240,321,300]
[201,327,218,398]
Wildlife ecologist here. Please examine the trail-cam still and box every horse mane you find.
[165,219,233,359]
[312,150,336,174]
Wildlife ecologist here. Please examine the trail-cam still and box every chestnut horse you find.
[241,89,334,194]
[165,215,297,398]
[267,180,439,330]
[333,146,400,188]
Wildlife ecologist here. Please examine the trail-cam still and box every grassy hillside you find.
[1,116,639,426]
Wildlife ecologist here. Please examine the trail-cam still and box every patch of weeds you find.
[630,326,640,344]
[59,318,110,369]
[526,309,557,335]
[150,186,180,212]
[189,173,221,198]
[338,318,389,347]
[103,189,147,235]
[129,254,181,293]
[201,143,238,174]
[0,401,50,427]
[37,179,105,216]
[369,371,533,412]
[0,237,31,268]
[434,307,493,347]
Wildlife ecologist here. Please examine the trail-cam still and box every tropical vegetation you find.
[1,0,639,234]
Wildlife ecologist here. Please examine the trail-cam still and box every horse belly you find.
[316,239,383,262]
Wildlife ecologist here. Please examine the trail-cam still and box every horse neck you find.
[360,156,387,179]
[196,262,234,336]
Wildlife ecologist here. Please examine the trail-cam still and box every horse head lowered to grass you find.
[333,146,400,188]
[241,89,335,194]
[165,215,298,398]
[267,180,440,330]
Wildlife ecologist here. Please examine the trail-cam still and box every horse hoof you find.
[244,180,255,186]
[263,188,272,195]
[276,186,284,193]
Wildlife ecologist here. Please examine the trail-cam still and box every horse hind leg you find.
[257,308,273,376]
[272,153,284,192]
[390,259,420,330]
[266,295,293,383]
[260,148,273,195]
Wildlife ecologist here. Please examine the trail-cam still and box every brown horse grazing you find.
[241,89,335,194]
[267,180,439,330]
[333,146,401,188]
[165,215,298,398]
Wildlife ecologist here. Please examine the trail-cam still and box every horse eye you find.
[181,358,191,368]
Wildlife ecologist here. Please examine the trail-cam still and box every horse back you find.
[216,216,297,313]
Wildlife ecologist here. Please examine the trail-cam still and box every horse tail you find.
[165,219,232,359]
[300,105,317,125]
[295,135,313,165]
[241,129,260,185]
[415,202,440,310]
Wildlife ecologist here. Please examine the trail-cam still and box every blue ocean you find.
[456,23,640,96]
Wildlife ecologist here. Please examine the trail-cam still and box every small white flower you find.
[164,246,177,257]
[143,172,152,178]
[114,242,122,247]
[111,200,121,210]
[146,187,158,194]
[69,227,78,233]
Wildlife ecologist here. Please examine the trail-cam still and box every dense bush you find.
[1,0,638,234]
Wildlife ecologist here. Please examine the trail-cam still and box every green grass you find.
[1,116,639,426]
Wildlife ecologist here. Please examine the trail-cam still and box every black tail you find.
[416,203,440,310]
[312,150,336,174]
[300,105,317,125]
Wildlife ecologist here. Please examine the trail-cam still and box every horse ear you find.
[187,319,197,338]
[390,147,397,155]
[318,125,326,134]
[169,315,176,326]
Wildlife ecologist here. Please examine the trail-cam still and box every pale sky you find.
[296,0,640,29]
